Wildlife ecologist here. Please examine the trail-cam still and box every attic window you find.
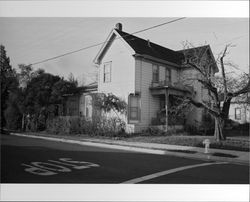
[104,62,111,83]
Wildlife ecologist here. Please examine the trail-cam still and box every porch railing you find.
[151,80,194,93]
[151,80,171,88]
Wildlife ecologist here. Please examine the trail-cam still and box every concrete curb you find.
[10,133,249,165]
[11,133,170,155]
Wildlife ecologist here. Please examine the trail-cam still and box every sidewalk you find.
[11,132,249,165]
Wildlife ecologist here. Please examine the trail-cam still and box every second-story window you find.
[165,68,171,84]
[152,64,159,83]
[104,62,111,83]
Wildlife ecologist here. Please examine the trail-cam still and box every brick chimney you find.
[115,23,122,31]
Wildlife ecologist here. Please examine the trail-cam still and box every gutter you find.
[133,54,181,68]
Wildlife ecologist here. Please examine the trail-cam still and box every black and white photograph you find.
[0,1,249,201]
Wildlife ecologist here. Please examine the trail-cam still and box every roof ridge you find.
[115,28,178,53]
[177,45,210,52]
[114,28,184,65]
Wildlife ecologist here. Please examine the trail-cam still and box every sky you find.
[0,17,249,85]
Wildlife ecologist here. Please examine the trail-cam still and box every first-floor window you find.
[128,94,140,122]
[235,108,241,120]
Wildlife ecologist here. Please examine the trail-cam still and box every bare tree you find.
[181,44,249,141]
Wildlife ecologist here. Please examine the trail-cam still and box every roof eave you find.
[205,45,219,73]
[93,29,136,65]
[133,54,181,68]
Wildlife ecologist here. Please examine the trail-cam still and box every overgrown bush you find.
[140,126,186,136]
[234,123,249,131]
[4,103,22,130]
[184,124,201,135]
[46,115,127,137]
[141,127,166,136]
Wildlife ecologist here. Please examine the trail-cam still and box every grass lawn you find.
[25,130,249,152]
[124,135,249,152]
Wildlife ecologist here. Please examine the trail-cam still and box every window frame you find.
[235,108,241,120]
[128,94,141,123]
[152,64,159,83]
[103,61,112,83]
[165,68,171,84]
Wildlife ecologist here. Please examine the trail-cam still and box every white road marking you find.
[121,162,228,184]
[22,158,100,176]
[22,163,58,176]
[30,162,71,172]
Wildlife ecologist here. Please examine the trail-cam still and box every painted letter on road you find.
[22,163,57,176]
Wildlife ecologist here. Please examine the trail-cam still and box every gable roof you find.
[115,29,185,65]
[178,45,219,72]
[94,25,217,71]
[177,45,209,58]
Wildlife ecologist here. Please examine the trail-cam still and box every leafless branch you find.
[231,80,250,97]
[186,61,206,78]
[220,45,232,97]
[185,97,220,117]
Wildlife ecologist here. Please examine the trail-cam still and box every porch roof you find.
[149,85,193,96]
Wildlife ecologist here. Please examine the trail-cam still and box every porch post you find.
[165,89,169,132]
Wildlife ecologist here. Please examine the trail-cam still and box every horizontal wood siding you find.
[134,58,181,132]
[135,58,160,132]
[97,36,135,132]
[98,36,135,100]
[180,68,204,126]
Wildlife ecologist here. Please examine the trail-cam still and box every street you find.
[1,134,249,184]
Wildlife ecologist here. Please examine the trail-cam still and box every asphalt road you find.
[1,134,249,184]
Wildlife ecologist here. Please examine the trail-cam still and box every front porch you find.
[149,81,193,131]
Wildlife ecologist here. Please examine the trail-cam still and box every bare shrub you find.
[46,115,126,137]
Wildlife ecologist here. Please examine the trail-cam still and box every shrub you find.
[4,103,22,130]
[184,124,201,135]
[234,123,249,131]
[46,115,127,137]
[141,127,166,136]
[46,116,71,134]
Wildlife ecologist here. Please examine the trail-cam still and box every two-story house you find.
[92,23,218,133]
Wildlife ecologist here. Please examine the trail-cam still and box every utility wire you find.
[30,17,186,66]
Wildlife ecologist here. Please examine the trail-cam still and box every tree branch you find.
[186,62,206,78]
[231,80,250,97]
[185,97,220,117]
[220,45,229,97]
[197,79,219,102]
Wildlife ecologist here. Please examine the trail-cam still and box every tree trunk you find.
[214,116,226,141]
[222,97,232,119]
[221,97,232,139]
[21,114,25,131]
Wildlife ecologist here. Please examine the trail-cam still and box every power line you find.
[30,17,186,66]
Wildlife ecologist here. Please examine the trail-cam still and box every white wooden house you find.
[228,96,250,124]
[92,23,218,133]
